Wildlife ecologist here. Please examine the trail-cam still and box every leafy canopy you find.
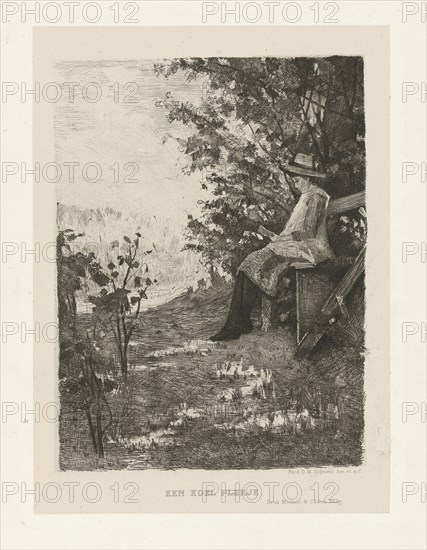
[155,57,366,273]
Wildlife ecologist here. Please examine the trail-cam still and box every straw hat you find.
[284,153,326,179]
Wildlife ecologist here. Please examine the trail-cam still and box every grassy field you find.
[59,282,364,470]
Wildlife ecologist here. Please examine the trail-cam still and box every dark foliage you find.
[155,56,366,274]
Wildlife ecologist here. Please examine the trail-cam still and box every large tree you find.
[155,57,366,275]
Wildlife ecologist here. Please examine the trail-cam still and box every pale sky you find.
[55,59,208,228]
[55,60,214,305]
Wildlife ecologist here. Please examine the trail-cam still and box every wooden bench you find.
[261,190,366,357]
[294,247,365,357]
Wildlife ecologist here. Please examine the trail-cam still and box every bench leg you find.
[261,294,274,331]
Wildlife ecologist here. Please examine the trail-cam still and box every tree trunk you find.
[96,404,104,458]
[85,407,98,454]
[121,345,128,382]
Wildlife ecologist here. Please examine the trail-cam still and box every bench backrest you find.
[327,191,366,217]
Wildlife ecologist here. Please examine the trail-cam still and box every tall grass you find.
[57,204,209,309]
